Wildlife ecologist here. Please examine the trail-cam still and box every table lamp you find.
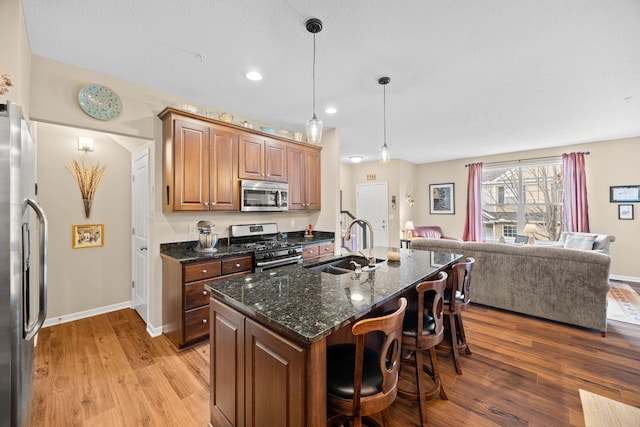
[523,223,537,245]
[404,221,415,240]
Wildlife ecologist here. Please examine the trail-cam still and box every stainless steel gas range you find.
[229,223,303,272]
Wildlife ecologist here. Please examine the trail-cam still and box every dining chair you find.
[397,271,448,426]
[442,257,475,375]
[326,297,408,427]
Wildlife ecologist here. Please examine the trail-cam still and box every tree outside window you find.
[482,162,563,241]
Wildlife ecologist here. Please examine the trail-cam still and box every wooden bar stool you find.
[397,271,448,427]
[326,297,407,427]
[443,257,475,375]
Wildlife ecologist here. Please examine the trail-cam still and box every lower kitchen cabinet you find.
[302,241,335,261]
[162,254,252,350]
[210,299,306,427]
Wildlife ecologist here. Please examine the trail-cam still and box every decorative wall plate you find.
[78,84,122,120]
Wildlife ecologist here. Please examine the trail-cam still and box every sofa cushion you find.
[564,233,597,250]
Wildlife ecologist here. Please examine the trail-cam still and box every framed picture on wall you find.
[610,185,640,202]
[618,204,634,220]
[72,224,104,248]
[429,183,455,214]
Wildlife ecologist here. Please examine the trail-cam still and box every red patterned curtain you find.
[562,152,590,232]
[462,162,486,241]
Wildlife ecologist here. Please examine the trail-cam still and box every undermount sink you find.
[305,255,385,275]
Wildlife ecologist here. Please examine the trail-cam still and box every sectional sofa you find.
[410,238,611,335]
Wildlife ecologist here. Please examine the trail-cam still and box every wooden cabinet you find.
[162,254,252,350]
[209,299,306,427]
[302,241,334,261]
[160,107,322,213]
[161,111,239,212]
[287,144,321,210]
[238,133,287,182]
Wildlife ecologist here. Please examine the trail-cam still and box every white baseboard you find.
[610,274,640,284]
[43,301,132,328]
[146,323,163,337]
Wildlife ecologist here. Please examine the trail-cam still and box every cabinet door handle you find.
[202,319,208,324]
[204,202,209,206]
[202,290,208,296]
[235,263,241,268]
[202,269,207,273]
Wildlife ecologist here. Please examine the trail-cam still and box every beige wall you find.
[342,159,419,246]
[0,0,31,112]
[341,139,640,280]
[36,123,133,319]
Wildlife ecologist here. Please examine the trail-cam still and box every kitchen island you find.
[205,247,461,427]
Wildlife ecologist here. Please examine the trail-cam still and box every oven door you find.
[254,255,303,272]
[241,180,288,212]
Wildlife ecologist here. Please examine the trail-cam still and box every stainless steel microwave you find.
[241,180,289,212]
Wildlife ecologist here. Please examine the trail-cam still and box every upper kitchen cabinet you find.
[287,145,321,210]
[238,133,287,182]
[160,110,239,212]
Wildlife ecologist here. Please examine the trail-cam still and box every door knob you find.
[140,245,148,251]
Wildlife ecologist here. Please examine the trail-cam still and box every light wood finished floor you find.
[29,304,640,427]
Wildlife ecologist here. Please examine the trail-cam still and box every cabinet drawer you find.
[302,244,319,259]
[184,305,209,342]
[184,260,221,282]
[318,242,334,256]
[221,255,253,275]
[185,282,211,310]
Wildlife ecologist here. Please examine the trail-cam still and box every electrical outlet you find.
[188,224,197,234]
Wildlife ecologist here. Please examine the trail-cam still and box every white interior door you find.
[132,149,150,323]
[356,182,389,248]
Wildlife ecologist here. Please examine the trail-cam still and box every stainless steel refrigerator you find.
[0,102,48,427]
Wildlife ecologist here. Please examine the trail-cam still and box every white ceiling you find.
[22,0,640,164]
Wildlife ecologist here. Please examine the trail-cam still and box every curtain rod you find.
[465,151,590,167]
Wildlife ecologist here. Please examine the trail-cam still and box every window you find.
[482,162,563,241]
[502,225,517,237]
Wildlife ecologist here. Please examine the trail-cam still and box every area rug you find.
[580,389,640,426]
[607,282,640,326]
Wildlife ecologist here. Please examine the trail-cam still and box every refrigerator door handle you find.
[24,198,48,340]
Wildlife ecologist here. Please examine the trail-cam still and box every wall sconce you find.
[391,195,396,210]
[405,194,415,207]
[78,137,94,152]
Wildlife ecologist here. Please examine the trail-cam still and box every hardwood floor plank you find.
[28,306,640,427]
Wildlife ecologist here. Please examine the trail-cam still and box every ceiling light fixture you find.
[348,155,364,163]
[378,76,391,163]
[305,18,323,144]
[325,106,337,114]
[246,71,262,81]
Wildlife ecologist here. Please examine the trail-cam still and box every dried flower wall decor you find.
[66,158,107,218]
[0,73,14,95]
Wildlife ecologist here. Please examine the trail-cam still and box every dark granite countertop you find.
[205,247,462,345]
[160,240,255,263]
[159,231,336,263]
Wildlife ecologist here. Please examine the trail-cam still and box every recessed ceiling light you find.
[246,71,263,81]
[325,106,337,114]
[349,155,364,163]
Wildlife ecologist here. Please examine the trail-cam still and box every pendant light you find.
[378,76,391,163]
[305,18,323,144]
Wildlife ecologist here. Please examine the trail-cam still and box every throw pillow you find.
[564,234,597,250]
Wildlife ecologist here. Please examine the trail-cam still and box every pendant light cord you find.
[383,83,387,146]
[312,33,317,115]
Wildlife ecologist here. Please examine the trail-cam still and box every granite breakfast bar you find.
[205,247,461,427]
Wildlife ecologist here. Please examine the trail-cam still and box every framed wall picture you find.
[618,204,634,220]
[610,185,640,202]
[72,224,104,248]
[429,183,455,214]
